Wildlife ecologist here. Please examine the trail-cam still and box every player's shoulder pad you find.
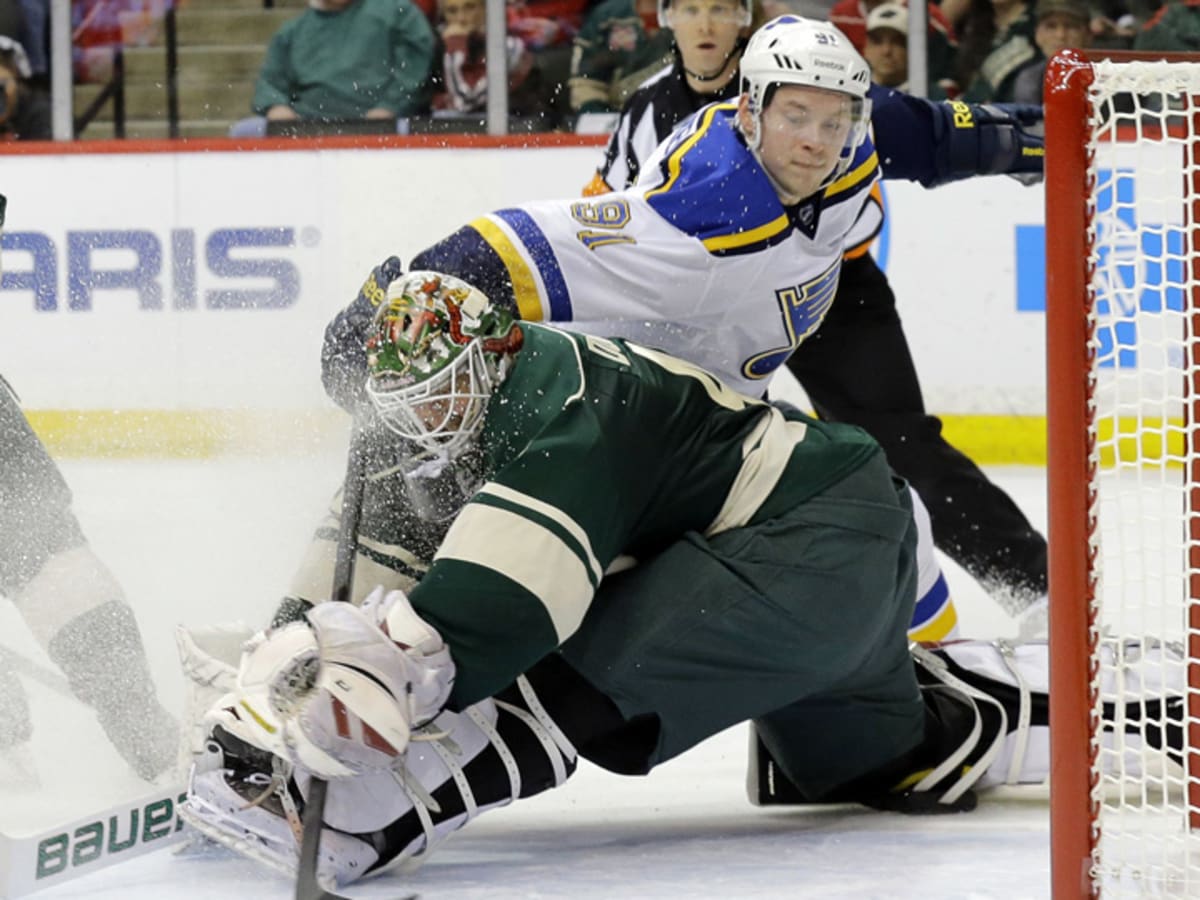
[642,104,789,254]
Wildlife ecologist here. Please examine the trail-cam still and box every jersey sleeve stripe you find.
[706,407,809,535]
[433,501,596,641]
[494,208,574,322]
[701,212,791,252]
[468,215,546,321]
[475,482,603,585]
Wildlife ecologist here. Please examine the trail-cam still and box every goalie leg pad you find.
[186,677,577,884]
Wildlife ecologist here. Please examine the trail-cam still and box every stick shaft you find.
[295,420,370,900]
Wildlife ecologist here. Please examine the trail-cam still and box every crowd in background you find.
[0,0,1191,140]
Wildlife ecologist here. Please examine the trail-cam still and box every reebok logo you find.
[812,58,845,72]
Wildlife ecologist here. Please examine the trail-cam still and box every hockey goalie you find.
[179,270,1187,888]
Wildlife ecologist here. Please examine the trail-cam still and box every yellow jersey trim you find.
[824,151,879,200]
[469,216,546,321]
[702,212,791,252]
[644,103,732,202]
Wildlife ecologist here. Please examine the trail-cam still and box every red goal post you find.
[1046,49,1200,898]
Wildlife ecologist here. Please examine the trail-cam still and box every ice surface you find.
[1,461,1051,899]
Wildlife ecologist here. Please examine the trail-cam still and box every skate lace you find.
[382,676,570,875]
[911,644,1009,805]
[996,640,1032,785]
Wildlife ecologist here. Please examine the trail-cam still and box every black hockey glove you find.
[320,255,404,412]
[933,100,1044,187]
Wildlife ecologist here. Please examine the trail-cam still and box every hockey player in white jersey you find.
[587,0,1049,630]
[324,15,1044,401]
[182,274,1186,889]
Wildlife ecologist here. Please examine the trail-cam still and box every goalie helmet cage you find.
[1047,49,1200,898]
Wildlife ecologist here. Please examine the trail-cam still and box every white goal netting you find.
[1082,58,1200,897]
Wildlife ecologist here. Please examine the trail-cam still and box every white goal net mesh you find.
[1084,58,1200,896]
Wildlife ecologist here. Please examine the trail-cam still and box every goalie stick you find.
[293,419,418,900]
[0,782,188,899]
[0,644,188,898]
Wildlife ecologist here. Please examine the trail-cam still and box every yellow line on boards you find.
[23,410,1184,467]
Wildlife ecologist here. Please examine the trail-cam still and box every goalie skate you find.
[181,727,379,889]
[749,638,1186,810]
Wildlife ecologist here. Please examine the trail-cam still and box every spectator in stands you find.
[1134,0,1200,51]
[508,0,588,49]
[829,0,958,51]
[431,0,546,119]
[863,3,908,88]
[230,0,435,138]
[829,0,959,95]
[1010,0,1090,102]
[568,0,673,116]
[510,0,591,125]
[959,0,1037,102]
[13,1,47,85]
[0,34,48,139]
[861,2,959,96]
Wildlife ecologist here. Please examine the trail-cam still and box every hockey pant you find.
[555,451,926,795]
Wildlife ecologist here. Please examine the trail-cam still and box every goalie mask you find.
[738,16,872,190]
[365,271,522,456]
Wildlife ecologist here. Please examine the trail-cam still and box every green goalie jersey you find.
[408,324,882,707]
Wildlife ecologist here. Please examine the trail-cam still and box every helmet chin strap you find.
[677,37,747,86]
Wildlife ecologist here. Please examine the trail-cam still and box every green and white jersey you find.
[408,324,881,707]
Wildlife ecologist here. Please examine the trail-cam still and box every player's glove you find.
[204,586,454,778]
[321,256,405,413]
[934,100,1045,186]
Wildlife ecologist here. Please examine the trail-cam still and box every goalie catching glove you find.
[204,585,454,778]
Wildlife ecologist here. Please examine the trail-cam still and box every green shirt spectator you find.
[961,0,1038,103]
[253,0,436,121]
[1134,0,1200,52]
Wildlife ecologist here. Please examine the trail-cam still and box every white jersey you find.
[449,103,880,396]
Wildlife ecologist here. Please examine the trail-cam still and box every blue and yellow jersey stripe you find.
[469,210,573,324]
[823,139,880,211]
[644,104,790,255]
[907,572,959,642]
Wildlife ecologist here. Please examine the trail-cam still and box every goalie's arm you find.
[321,229,524,412]
[868,84,1044,188]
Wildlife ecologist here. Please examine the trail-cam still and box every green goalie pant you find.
[559,451,925,801]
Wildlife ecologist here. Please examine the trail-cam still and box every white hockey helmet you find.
[658,0,753,30]
[738,16,873,183]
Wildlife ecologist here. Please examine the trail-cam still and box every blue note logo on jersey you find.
[743,260,841,380]
[1016,168,1184,369]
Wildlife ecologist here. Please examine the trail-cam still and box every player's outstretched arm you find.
[869,85,1044,189]
[320,256,404,412]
